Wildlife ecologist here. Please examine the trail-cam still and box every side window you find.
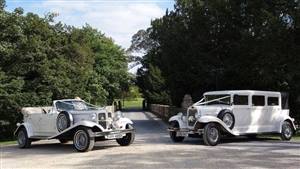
[252,95,265,106]
[268,97,279,106]
[233,95,248,105]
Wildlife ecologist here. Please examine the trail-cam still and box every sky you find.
[5,0,174,49]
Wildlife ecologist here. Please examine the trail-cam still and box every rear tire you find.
[116,124,135,146]
[203,123,220,146]
[169,121,185,142]
[73,127,95,152]
[280,121,293,141]
[17,128,31,148]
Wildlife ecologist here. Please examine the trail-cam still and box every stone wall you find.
[150,104,182,121]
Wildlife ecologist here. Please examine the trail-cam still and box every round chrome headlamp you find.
[90,113,97,120]
[114,111,124,121]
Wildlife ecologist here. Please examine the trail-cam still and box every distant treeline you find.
[130,0,300,121]
[0,0,130,140]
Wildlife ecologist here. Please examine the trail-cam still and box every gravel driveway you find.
[1,110,300,169]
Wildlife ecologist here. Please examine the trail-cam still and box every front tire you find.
[116,124,135,146]
[281,121,293,141]
[203,123,220,146]
[169,121,185,142]
[73,128,95,152]
[17,128,31,148]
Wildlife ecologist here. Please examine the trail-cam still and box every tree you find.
[0,0,5,10]
[130,0,300,122]
[0,6,130,140]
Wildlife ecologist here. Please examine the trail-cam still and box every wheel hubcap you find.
[74,130,88,150]
[284,125,292,138]
[223,114,233,128]
[18,131,25,146]
[208,127,219,142]
[58,115,67,131]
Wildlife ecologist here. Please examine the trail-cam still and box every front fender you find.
[169,114,186,129]
[49,120,103,139]
[198,116,238,135]
[115,117,133,130]
[14,123,34,138]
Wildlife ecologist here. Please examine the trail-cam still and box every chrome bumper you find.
[168,127,203,134]
[94,128,135,139]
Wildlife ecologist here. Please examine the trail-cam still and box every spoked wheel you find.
[17,128,31,148]
[218,111,235,129]
[56,112,71,132]
[73,128,95,152]
[281,121,293,141]
[169,121,184,142]
[203,123,220,146]
[116,124,135,146]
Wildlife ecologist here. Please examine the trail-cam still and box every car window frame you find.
[251,95,266,107]
[267,96,280,107]
[233,94,249,106]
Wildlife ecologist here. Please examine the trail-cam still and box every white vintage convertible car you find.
[14,99,135,152]
[168,90,296,146]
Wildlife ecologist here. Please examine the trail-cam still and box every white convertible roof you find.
[204,90,281,96]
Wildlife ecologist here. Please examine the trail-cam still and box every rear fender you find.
[197,116,237,135]
[14,123,34,138]
[278,116,296,133]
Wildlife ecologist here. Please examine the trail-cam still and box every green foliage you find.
[0,6,130,140]
[0,0,5,10]
[122,85,142,100]
[131,0,300,121]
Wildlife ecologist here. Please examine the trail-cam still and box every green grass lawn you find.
[123,98,143,109]
[0,140,16,146]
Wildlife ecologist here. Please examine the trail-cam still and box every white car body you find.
[169,90,296,137]
[15,99,134,151]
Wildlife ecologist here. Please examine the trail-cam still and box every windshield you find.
[55,100,98,111]
[204,94,231,105]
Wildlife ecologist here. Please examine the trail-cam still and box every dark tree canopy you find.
[131,0,300,121]
[0,2,130,140]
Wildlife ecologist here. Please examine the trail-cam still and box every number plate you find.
[106,133,123,139]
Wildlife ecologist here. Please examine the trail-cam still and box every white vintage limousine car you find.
[14,99,135,152]
[168,90,296,146]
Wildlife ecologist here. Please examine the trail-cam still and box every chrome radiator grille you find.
[98,113,107,129]
[187,108,197,127]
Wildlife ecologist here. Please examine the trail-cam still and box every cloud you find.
[41,0,165,48]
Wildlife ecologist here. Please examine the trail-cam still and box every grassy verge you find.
[123,98,143,109]
[258,133,300,141]
[0,140,16,146]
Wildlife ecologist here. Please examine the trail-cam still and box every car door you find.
[27,113,43,136]
[250,95,268,132]
[39,108,58,136]
[266,96,280,131]
[232,94,251,133]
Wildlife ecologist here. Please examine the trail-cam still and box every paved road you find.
[1,110,300,169]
